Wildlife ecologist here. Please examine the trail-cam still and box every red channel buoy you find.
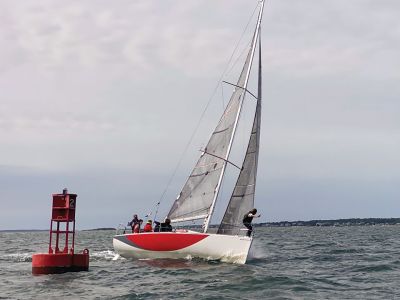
[32,188,89,275]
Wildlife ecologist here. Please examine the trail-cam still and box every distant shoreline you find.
[255,217,400,227]
[0,228,116,233]
[1,218,399,232]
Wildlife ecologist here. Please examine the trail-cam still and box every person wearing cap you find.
[143,220,153,232]
[242,208,261,237]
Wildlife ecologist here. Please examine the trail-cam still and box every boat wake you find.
[90,250,124,261]
[248,241,268,262]
[136,257,221,269]
[1,251,126,263]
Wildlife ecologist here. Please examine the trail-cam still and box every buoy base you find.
[32,251,89,275]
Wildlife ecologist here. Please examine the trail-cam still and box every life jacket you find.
[243,212,254,224]
[143,223,153,232]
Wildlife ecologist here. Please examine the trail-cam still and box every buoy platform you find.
[32,188,89,275]
[32,251,89,275]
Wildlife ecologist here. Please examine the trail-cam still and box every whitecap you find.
[1,253,33,262]
[90,250,120,260]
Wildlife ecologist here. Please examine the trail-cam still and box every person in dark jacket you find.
[128,214,143,233]
[161,218,173,232]
[154,218,173,232]
[243,208,261,237]
[154,221,160,232]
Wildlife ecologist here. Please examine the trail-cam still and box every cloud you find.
[0,0,399,229]
[1,0,399,78]
[0,1,246,76]
[263,0,400,79]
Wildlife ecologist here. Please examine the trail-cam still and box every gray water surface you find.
[0,226,399,299]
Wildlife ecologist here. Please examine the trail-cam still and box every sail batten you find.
[213,128,230,134]
[170,214,209,223]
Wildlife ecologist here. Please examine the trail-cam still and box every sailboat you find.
[113,0,265,264]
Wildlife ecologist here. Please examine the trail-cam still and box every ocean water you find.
[0,226,399,299]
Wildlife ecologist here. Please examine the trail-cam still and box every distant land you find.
[255,218,400,227]
[1,218,399,232]
[82,228,116,231]
[0,228,116,232]
[0,229,48,232]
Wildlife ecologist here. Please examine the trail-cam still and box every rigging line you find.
[221,82,225,110]
[224,4,259,78]
[225,39,252,78]
[220,3,259,81]
[152,2,261,216]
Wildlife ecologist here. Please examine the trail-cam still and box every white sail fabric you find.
[167,46,254,223]
[218,40,262,235]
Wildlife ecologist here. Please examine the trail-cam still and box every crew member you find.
[154,221,160,232]
[128,214,143,233]
[143,220,153,232]
[154,218,173,232]
[243,208,261,237]
[161,218,173,232]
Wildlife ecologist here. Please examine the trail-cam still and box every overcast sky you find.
[1,0,399,230]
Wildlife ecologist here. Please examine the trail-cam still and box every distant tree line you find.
[256,218,400,227]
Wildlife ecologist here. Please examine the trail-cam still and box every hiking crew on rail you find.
[243,208,261,237]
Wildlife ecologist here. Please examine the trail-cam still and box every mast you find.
[217,26,262,235]
[203,0,265,232]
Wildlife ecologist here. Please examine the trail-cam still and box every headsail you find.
[167,46,254,224]
[218,33,262,236]
[167,0,265,231]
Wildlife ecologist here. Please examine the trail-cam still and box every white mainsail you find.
[167,0,265,233]
[167,48,253,224]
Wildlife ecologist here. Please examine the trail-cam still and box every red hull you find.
[125,232,209,251]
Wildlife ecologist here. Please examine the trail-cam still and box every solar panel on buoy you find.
[32,188,89,275]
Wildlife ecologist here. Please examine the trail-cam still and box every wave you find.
[248,241,268,260]
[1,250,126,263]
[90,250,122,261]
[1,251,123,263]
[0,253,33,262]
[352,264,394,272]
[329,248,360,254]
